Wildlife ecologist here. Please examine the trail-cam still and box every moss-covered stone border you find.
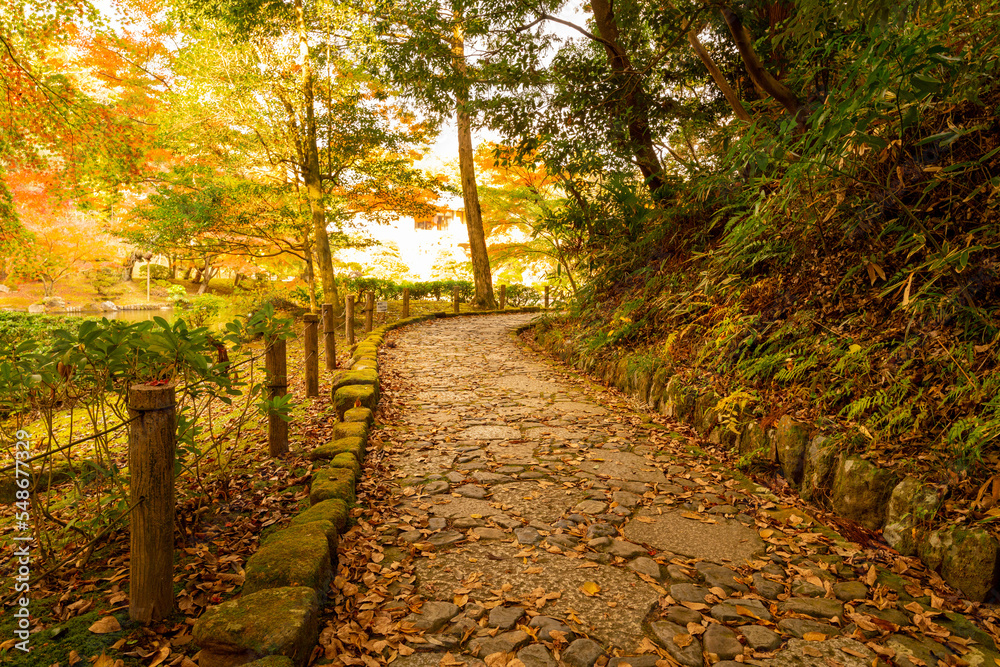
[192,307,545,666]
[519,319,1000,603]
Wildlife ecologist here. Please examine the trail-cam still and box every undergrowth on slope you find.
[561,9,1000,530]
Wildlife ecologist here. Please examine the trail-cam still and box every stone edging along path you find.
[522,321,1000,604]
[190,308,544,667]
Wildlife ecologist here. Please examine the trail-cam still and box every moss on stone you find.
[245,524,333,596]
[291,498,349,531]
[262,520,339,561]
[334,421,369,441]
[333,384,377,419]
[353,344,378,358]
[352,358,378,372]
[921,527,1000,602]
[329,369,379,406]
[309,468,356,505]
[830,456,897,531]
[307,436,365,463]
[774,415,809,486]
[331,368,378,391]
[329,452,362,476]
[242,657,296,667]
[193,587,319,667]
[344,406,374,425]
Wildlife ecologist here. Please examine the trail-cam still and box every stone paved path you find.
[373,314,1000,667]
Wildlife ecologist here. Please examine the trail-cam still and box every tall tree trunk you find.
[452,18,496,309]
[687,28,752,122]
[720,6,802,125]
[197,257,214,295]
[303,224,317,311]
[589,0,666,198]
[295,0,340,315]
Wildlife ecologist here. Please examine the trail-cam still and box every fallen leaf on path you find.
[148,645,171,667]
[89,616,122,634]
[580,581,601,596]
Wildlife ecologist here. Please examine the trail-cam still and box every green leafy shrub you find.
[167,284,189,305]
[189,294,227,327]
[136,264,171,280]
[87,268,126,298]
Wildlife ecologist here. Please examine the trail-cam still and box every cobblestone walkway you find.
[375,314,1000,667]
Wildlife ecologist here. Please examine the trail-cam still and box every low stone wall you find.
[192,307,542,667]
[523,321,1000,603]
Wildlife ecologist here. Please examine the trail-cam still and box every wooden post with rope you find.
[322,303,336,370]
[499,284,506,310]
[453,285,460,314]
[402,288,410,318]
[345,295,355,346]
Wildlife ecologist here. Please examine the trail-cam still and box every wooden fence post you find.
[345,295,355,346]
[453,285,460,314]
[265,336,288,456]
[499,284,507,310]
[303,313,319,397]
[402,288,410,318]
[364,291,374,333]
[322,303,336,370]
[544,286,550,309]
[128,383,176,623]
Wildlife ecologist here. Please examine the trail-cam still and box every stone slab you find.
[414,542,658,651]
[623,509,764,565]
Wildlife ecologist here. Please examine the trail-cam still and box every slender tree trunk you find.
[687,28,752,122]
[589,0,666,197]
[295,0,340,315]
[452,19,496,309]
[720,6,802,124]
[303,225,317,311]
[197,257,214,295]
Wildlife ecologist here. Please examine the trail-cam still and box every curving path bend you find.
[372,314,1000,667]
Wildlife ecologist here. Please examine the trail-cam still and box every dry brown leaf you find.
[68,650,82,665]
[673,634,693,648]
[148,646,171,667]
[89,616,122,634]
[803,632,827,641]
[686,623,705,636]
[580,581,601,597]
[398,645,415,657]
[93,654,117,667]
